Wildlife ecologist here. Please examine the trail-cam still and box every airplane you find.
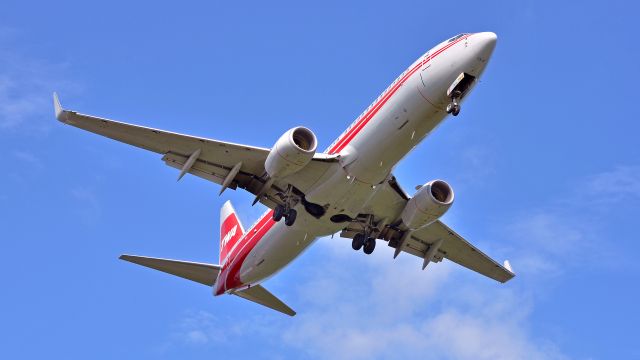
[53,32,514,317]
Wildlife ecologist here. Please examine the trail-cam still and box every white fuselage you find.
[214,32,497,294]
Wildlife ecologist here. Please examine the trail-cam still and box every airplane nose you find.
[474,32,497,60]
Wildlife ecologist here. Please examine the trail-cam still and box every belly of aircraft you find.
[236,207,339,286]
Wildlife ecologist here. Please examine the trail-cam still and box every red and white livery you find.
[54,32,514,316]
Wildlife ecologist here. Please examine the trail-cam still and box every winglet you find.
[503,260,513,273]
[53,92,67,123]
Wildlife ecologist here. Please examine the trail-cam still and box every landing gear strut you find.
[446,90,461,116]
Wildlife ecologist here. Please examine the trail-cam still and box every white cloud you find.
[457,145,496,186]
[280,239,567,360]
[0,29,80,131]
[13,150,43,169]
[422,309,567,360]
[169,242,569,359]
[175,310,227,345]
[70,187,102,225]
[0,76,45,129]
[505,212,587,277]
[500,165,640,277]
[167,241,568,360]
[583,165,640,203]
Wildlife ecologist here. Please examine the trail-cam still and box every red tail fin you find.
[219,201,245,263]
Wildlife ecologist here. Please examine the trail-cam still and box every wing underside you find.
[406,221,514,282]
[341,218,514,283]
[53,93,337,209]
[340,178,514,283]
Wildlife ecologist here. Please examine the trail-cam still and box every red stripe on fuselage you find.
[327,34,469,155]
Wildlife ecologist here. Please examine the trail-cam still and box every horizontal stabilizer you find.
[119,255,221,286]
[234,285,296,317]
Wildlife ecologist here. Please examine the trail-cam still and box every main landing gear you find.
[446,90,461,116]
[351,214,378,255]
[273,204,297,226]
[272,185,298,226]
[352,233,376,255]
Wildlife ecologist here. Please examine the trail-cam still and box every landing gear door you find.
[419,51,431,87]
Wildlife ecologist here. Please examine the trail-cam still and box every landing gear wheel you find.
[273,205,285,222]
[446,103,461,116]
[451,104,460,116]
[363,237,376,255]
[352,233,365,251]
[284,208,297,226]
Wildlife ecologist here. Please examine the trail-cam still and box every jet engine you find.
[401,180,454,229]
[265,126,318,179]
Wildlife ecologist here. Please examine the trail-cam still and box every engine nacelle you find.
[265,126,318,179]
[401,180,455,229]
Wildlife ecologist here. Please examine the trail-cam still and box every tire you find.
[284,208,297,226]
[273,205,284,222]
[363,237,376,255]
[452,105,460,116]
[446,103,454,114]
[352,233,365,251]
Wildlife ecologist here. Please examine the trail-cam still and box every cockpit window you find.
[447,34,468,43]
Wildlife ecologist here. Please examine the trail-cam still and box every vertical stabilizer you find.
[220,200,245,263]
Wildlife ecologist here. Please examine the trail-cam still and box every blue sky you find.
[1,1,639,359]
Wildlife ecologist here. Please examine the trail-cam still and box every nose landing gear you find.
[445,72,476,117]
[446,90,462,116]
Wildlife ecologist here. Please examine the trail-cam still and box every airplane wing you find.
[53,93,337,209]
[396,220,514,282]
[339,177,515,283]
